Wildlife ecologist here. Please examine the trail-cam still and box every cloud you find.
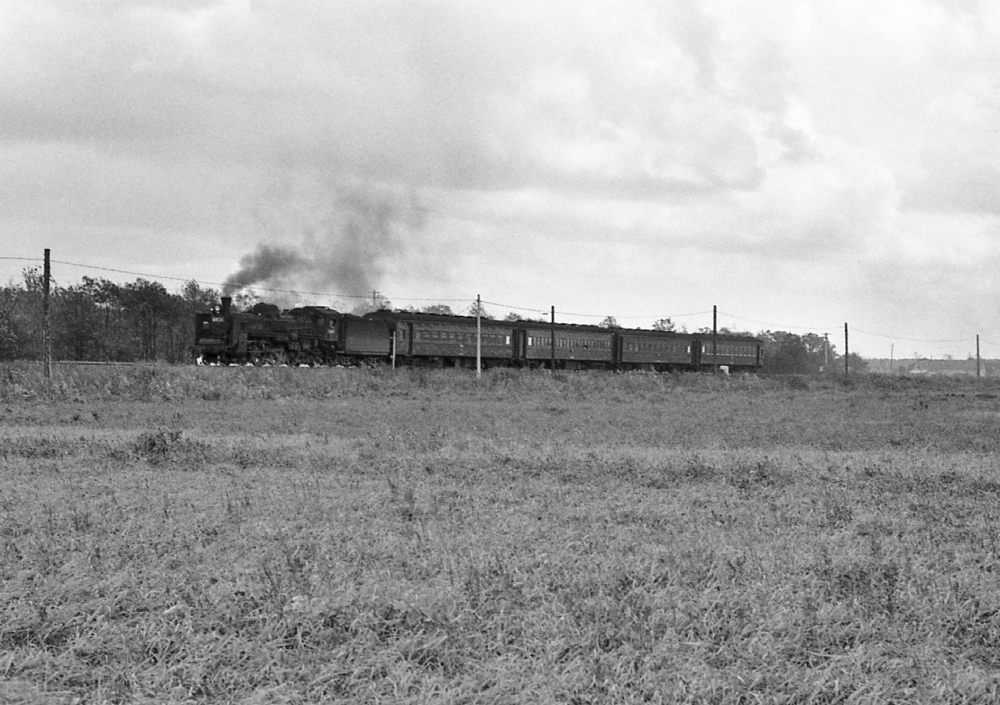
[1,0,783,197]
[904,157,1000,215]
[3,0,1000,357]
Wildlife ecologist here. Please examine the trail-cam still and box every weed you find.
[134,428,183,457]
[132,428,209,469]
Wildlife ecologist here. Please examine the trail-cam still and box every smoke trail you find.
[223,244,310,294]
[224,183,426,305]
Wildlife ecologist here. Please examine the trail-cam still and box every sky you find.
[2,0,999,359]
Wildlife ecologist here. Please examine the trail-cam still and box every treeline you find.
[755,330,867,375]
[0,271,218,363]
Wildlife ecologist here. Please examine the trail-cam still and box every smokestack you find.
[221,296,232,317]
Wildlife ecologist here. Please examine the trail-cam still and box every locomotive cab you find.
[194,303,231,361]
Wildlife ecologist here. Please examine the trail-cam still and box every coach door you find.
[512,329,526,364]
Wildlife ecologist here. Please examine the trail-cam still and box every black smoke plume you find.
[223,245,309,294]
[223,183,425,306]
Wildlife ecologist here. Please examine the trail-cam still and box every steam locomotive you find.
[194,297,763,372]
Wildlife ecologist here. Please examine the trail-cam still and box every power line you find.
[558,309,713,320]
[480,300,546,315]
[850,327,970,344]
[4,255,995,352]
[46,259,481,304]
[720,311,840,332]
[721,311,980,348]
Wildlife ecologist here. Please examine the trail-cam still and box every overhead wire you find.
[2,254,994,353]
[719,311,841,332]
[850,326,969,344]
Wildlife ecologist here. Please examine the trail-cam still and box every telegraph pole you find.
[844,323,849,376]
[977,335,981,378]
[476,294,482,380]
[712,305,718,372]
[43,248,51,380]
[550,306,556,371]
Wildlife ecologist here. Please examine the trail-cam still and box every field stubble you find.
[2,364,1000,703]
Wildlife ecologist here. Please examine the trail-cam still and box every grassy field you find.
[2,364,1000,703]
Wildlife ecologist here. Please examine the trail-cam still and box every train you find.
[194,296,763,372]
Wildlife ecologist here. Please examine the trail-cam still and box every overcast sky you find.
[3,0,999,357]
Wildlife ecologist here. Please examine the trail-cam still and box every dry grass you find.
[2,365,1000,702]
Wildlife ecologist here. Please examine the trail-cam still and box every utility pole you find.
[550,306,556,371]
[43,248,51,380]
[977,335,981,378]
[712,305,718,372]
[476,294,482,380]
[844,323,849,376]
[824,333,830,372]
[371,290,378,310]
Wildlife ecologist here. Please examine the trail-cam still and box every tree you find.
[0,274,215,363]
[79,277,129,360]
[468,300,491,319]
[836,352,869,373]
[120,279,182,361]
[422,304,454,316]
[599,315,620,329]
[652,317,675,332]
[0,280,39,360]
[182,280,218,313]
[54,283,102,360]
[503,312,524,322]
[757,331,835,375]
[0,268,45,360]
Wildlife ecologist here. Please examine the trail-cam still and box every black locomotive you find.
[194,296,762,371]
